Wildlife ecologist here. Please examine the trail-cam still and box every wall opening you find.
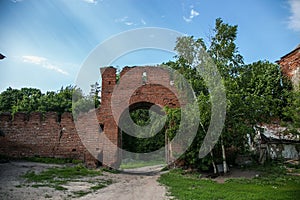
[142,71,147,85]
[99,123,104,133]
[119,102,166,167]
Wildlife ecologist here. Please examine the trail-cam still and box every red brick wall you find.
[0,66,181,168]
[278,47,300,89]
[97,66,180,167]
[0,112,94,163]
[278,48,300,78]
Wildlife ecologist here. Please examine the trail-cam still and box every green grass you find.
[24,156,83,164]
[120,160,165,169]
[159,166,300,200]
[0,154,83,164]
[90,180,113,191]
[23,164,102,182]
[22,164,111,197]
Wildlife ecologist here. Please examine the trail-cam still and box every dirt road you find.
[0,161,170,200]
[82,165,168,200]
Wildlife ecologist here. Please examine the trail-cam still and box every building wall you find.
[0,112,88,160]
[0,66,181,168]
[278,46,300,89]
[96,66,180,167]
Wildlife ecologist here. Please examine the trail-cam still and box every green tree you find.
[208,18,244,77]
[284,85,300,128]
[172,18,244,173]
[38,86,75,115]
[121,108,166,161]
[166,18,292,172]
[0,87,42,114]
[89,82,101,108]
[0,87,23,113]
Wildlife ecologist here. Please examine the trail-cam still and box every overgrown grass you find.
[90,180,113,191]
[22,164,111,197]
[23,164,102,181]
[120,160,165,169]
[0,154,83,164]
[159,164,300,200]
[24,156,83,164]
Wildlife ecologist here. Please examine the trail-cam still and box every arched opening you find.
[118,102,167,169]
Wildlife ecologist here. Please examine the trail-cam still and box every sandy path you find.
[81,165,169,200]
[0,161,169,200]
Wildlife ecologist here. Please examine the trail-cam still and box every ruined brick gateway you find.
[0,66,180,167]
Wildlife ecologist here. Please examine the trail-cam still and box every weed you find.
[90,180,113,191]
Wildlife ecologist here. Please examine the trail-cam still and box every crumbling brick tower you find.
[96,66,180,168]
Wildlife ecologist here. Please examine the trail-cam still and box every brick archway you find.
[118,101,165,157]
[96,66,180,167]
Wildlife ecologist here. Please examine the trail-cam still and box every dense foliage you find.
[0,83,100,116]
[121,108,165,154]
[162,18,296,169]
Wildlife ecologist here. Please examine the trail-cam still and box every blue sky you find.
[0,0,299,92]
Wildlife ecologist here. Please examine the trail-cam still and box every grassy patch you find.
[23,164,102,181]
[159,165,300,200]
[120,160,165,169]
[90,180,113,191]
[24,156,83,164]
[102,168,120,174]
[0,155,83,164]
[22,164,111,197]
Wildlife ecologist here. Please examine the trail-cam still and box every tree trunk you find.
[165,130,169,165]
[169,137,173,165]
[210,151,217,174]
[221,137,228,174]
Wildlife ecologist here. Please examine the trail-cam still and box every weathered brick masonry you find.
[0,112,88,161]
[95,66,180,167]
[277,44,300,89]
[0,66,180,168]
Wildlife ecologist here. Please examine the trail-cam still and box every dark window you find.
[99,123,104,133]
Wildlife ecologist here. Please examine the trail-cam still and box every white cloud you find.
[115,16,136,26]
[141,19,146,25]
[22,55,47,64]
[183,16,192,23]
[82,0,98,4]
[183,8,199,23]
[288,0,300,32]
[125,22,134,26]
[22,55,69,75]
[191,9,199,18]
